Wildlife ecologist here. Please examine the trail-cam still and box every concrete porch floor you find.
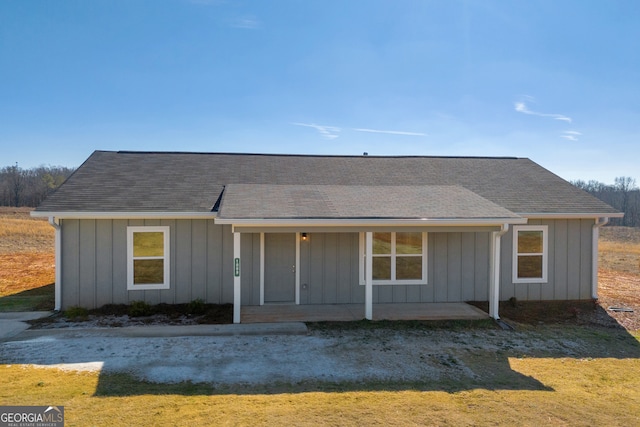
[241,302,489,323]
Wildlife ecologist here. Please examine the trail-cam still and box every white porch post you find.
[259,232,265,306]
[365,231,373,320]
[49,217,62,311]
[233,231,241,324]
[489,225,509,320]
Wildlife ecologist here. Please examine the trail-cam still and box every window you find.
[359,232,428,285]
[512,225,548,283]
[127,226,170,290]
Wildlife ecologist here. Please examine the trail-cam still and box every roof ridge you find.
[112,150,522,160]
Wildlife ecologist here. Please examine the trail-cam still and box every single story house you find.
[32,151,622,323]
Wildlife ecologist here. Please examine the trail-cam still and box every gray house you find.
[33,151,622,323]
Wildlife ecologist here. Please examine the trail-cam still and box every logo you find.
[0,406,64,427]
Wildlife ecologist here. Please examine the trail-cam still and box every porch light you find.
[301,233,308,241]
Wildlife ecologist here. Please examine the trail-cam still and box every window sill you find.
[359,281,429,286]
[127,283,171,291]
[513,279,548,284]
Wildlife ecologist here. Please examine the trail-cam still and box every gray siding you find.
[299,231,491,304]
[59,219,241,309]
[59,218,596,309]
[499,219,593,301]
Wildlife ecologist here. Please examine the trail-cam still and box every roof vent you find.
[363,152,368,156]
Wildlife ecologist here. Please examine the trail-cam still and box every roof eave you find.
[31,211,218,220]
[519,212,624,219]
[214,217,527,227]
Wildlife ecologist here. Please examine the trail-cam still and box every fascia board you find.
[30,211,217,219]
[215,217,528,227]
[520,212,625,219]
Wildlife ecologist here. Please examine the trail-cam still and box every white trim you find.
[259,232,265,306]
[365,232,373,320]
[359,231,428,285]
[519,212,624,219]
[216,218,526,227]
[48,217,62,311]
[126,226,170,290]
[512,225,548,284]
[295,232,301,305]
[31,211,623,221]
[233,232,241,323]
[489,224,509,319]
[31,211,216,219]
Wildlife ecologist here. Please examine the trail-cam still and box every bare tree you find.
[0,164,74,207]
[572,176,640,227]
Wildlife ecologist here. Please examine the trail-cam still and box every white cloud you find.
[292,122,341,140]
[232,16,261,29]
[514,101,572,123]
[352,128,427,136]
[561,130,582,141]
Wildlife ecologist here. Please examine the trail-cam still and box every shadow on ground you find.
[2,299,638,397]
[0,283,54,311]
[91,318,640,397]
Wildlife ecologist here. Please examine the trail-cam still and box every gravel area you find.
[1,324,633,386]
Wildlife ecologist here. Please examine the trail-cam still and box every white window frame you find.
[127,226,171,290]
[512,225,548,284]
[359,231,428,285]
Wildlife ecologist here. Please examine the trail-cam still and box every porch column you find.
[233,231,241,323]
[489,225,509,320]
[49,217,62,311]
[365,231,373,320]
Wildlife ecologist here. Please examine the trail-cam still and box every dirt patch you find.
[2,323,638,387]
[468,299,630,329]
[29,302,233,329]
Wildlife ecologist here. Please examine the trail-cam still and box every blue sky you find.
[1,0,638,183]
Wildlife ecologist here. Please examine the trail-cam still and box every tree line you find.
[1,164,638,227]
[572,177,639,227]
[0,164,75,207]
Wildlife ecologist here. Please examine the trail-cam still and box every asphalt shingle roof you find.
[35,151,620,216]
[218,184,522,219]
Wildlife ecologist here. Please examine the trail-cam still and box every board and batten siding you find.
[58,219,258,309]
[58,218,596,310]
[298,232,492,304]
[499,219,594,301]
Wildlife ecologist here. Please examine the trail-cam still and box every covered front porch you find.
[241,302,489,323]
[216,183,528,323]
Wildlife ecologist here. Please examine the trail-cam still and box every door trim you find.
[260,232,300,305]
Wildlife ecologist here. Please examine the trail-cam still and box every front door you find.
[264,233,296,303]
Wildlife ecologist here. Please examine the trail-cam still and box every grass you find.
[0,208,54,310]
[1,347,639,426]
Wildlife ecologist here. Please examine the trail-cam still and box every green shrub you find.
[186,298,207,316]
[128,300,152,317]
[63,306,89,320]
